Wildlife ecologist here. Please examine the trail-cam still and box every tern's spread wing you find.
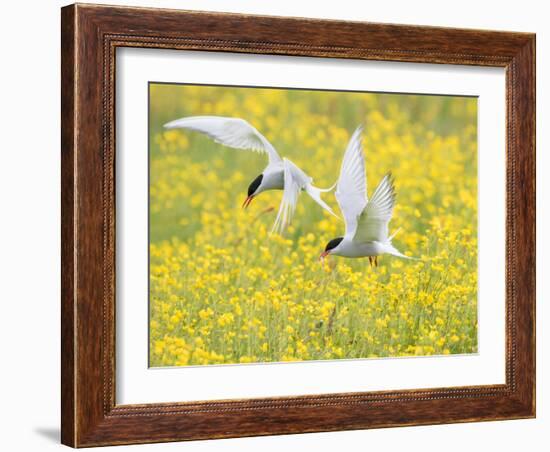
[335,126,367,237]
[353,173,396,244]
[271,159,310,234]
[163,116,282,164]
[271,159,338,234]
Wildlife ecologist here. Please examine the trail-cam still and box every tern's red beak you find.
[242,195,255,209]
[319,251,330,261]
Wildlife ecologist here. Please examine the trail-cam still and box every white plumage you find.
[335,126,368,239]
[164,115,337,233]
[164,116,282,164]
[322,125,414,263]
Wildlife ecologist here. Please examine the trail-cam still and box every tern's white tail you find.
[383,237,417,260]
[306,185,339,219]
[315,181,338,193]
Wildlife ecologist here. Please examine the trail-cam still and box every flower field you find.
[149,83,478,367]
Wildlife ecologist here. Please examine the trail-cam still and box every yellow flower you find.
[217,312,234,327]
[198,308,213,320]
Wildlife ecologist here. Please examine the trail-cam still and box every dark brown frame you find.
[61,3,536,447]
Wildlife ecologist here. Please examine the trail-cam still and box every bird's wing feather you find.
[271,159,311,234]
[163,115,282,164]
[353,173,396,243]
[334,126,367,237]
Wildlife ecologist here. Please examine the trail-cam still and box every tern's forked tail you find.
[306,185,339,220]
[315,180,338,193]
[383,237,417,260]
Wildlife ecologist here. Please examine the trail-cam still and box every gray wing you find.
[271,159,310,234]
[334,126,367,237]
[271,159,338,234]
[164,115,282,164]
[353,173,396,243]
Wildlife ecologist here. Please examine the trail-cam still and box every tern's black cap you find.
[325,237,344,252]
[247,174,263,197]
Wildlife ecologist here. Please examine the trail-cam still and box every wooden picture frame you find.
[61,3,535,447]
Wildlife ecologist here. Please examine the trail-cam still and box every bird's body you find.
[331,240,388,258]
[320,126,414,264]
[164,115,336,233]
[257,164,285,193]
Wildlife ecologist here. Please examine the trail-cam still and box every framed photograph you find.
[61,3,535,447]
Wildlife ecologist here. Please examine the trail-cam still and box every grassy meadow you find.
[148,83,478,366]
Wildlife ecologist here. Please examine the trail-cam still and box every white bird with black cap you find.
[164,115,337,234]
[319,126,415,266]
